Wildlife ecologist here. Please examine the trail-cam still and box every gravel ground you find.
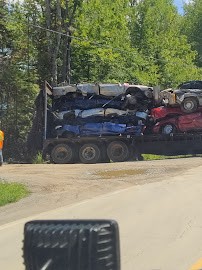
[0,157,202,225]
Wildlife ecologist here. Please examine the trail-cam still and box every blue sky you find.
[174,0,190,14]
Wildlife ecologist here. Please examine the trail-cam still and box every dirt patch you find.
[96,169,146,179]
[0,157,201,225]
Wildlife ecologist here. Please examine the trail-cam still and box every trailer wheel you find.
[79,143,101,164]
[51,143,75,164]
[180,97,198,113]
[107,141,129,162]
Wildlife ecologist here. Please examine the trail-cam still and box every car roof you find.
[179,80,202,85]
[178,80,202,89]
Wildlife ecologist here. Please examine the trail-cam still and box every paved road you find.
[1,165,202,270]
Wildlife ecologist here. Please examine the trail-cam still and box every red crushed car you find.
[153,111,202,134]
[150,106,183,121]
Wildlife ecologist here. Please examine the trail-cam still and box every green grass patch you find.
[32,152,44,164]
[0,181,29,207]
[142,154,202,160]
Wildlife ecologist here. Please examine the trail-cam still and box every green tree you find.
[0,1,39,161]
[22,0,82,85]
[183,0,202,67]
[71,0,143,83]
[129,0,200,87]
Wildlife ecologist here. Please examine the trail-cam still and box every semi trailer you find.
[42,81,202,164]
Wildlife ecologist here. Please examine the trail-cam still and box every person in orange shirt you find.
[0,130,4,166]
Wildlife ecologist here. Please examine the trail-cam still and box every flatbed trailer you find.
[42,132,202,164]
[42,82,202,164]
[135,133,202,156]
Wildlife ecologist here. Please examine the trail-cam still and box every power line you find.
[29,23,202,63]
[29,23,135,54]
[29,24,84,41]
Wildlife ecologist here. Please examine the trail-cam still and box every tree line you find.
[0,0,202,161]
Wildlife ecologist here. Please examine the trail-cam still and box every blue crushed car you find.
[55,122,143,138]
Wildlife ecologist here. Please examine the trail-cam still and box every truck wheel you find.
[180,97,198,113]
[107,141,129,162]
[161,124,176,135]
[79,143,101,164]
[51,143,75,164]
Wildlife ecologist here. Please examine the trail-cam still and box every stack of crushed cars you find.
[151,80,202,135]
[50,80,202,138]
[50,83,154,138]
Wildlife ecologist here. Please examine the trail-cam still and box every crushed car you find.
[52,83,153,112]
[52,83,153,98]
[159,80,202,113]
[55,122,144,138]
[150,106,183,121]
[153,111,202,135]
[178,80,202,90]
[54,109,148,137]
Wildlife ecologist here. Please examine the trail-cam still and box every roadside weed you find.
[0,181,29,206]
[32,152,44,164]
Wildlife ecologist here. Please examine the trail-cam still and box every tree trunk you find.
[61,0,81,83]
[67,37,71,84]
[44,0,51,55]
[51,0,62,86]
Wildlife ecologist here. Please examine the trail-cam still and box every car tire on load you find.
[180,97,198,113]
[79,143,101,164]
[51,143,75,164]
[107,141,130,162]
[161,124,176,135]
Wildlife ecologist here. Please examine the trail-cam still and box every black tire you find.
[161,123,176,135]
[79,143,101,164]
[107,141,130,162]
[180,97,198,113]
[51,143,75,164]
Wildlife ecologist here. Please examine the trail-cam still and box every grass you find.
[32,152,44,164]
[142,154,202,160]
[0,181,29,207]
